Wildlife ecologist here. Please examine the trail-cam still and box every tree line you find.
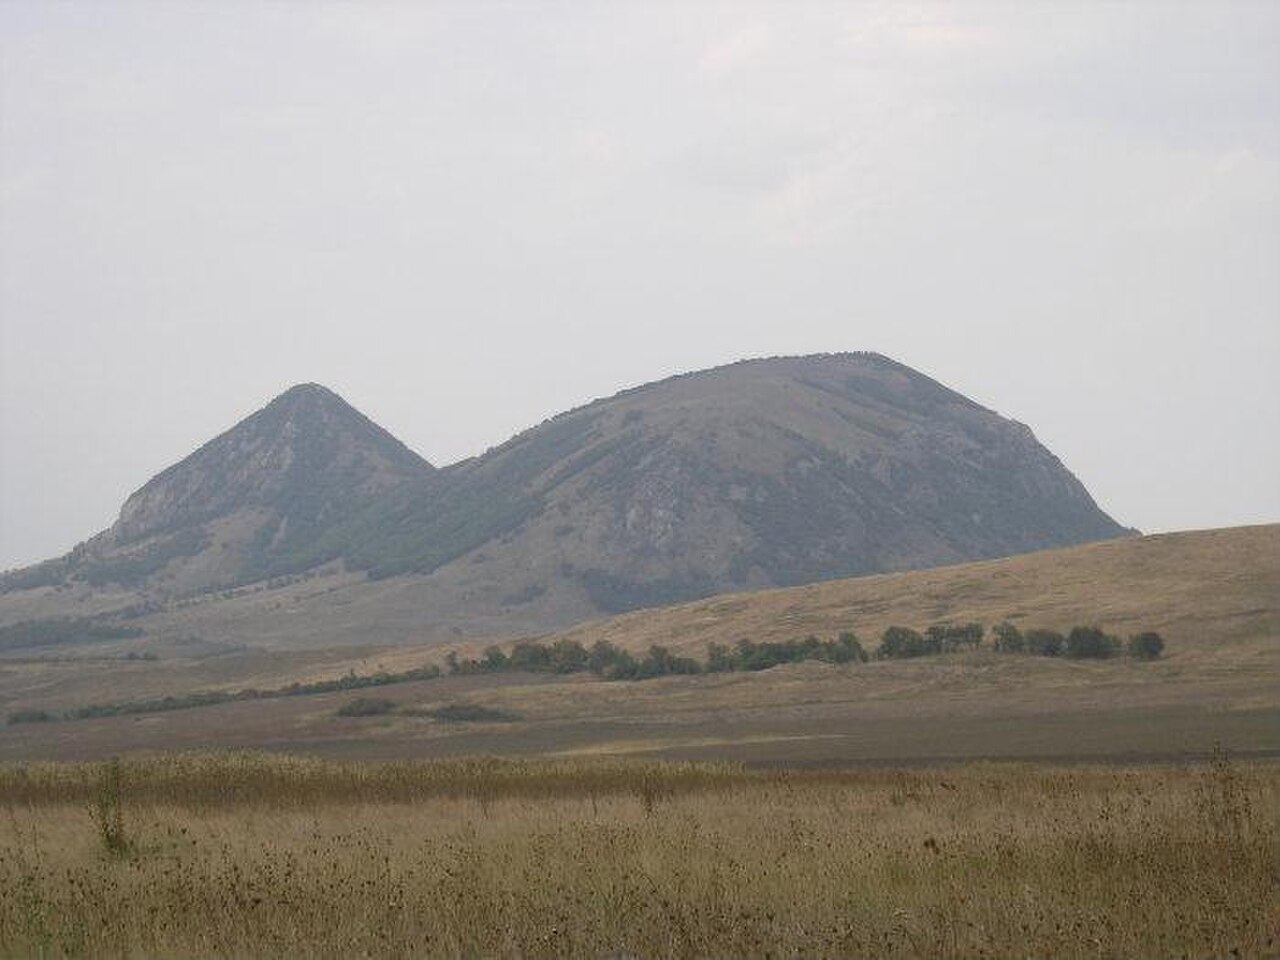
[877,622,1164,661]
[445,622,1163,682]
[9,619,1164,726]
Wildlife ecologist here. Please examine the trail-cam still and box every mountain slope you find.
[1,354,1130,635]
[5,384,433,595]
[330,353,1129,617]
[0,526,1274,766]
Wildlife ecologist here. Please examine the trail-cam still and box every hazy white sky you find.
[1,1,1277,569]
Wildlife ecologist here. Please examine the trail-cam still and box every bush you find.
[7,708,56,725]
[634,645,702,679]
[601,649,640,680]
[481,645,510,672]
[1127,631,1165,660]
[703,633,867,673]
[832,631,869,664]
[0,617,144,653]
[877,626,937,659]
[508,640,554,672]
[549,638,590,673]
[992,621,1024,653]
[1065,626,1121,660]
[926,622,984,652]
[706,642,734,673]
[336,697,397,717]
[1024,629,1065,657]
[415,703,520,723]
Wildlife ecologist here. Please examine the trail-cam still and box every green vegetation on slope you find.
[0,618,143,653]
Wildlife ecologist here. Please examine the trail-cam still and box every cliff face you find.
[2,355,1131,631]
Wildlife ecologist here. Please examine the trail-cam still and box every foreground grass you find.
[1,754,1276,958]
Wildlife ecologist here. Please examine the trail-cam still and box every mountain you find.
[1,354,1131,638]
[325,353,1130,616]
[4,383,432,596]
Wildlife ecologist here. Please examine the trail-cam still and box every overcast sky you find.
[1,1,1277,570]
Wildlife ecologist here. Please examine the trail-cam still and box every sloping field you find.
[553,524,1279,661]
[0,525,1276,764]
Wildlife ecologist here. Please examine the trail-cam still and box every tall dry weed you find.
[0,754,1275,957]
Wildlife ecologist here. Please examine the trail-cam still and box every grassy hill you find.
[0,524,1274,764]
[553,523,1278,660]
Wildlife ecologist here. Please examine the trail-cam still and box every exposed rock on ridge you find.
[1,354,1132,635]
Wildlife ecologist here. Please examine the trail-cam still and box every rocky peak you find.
[111,383,432,545]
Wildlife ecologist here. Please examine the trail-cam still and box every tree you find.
[992,621,1024,653]
[508,640,553,672]
[953,622,984,650]
[1126,631,1165,660]
[549,639,589,673]
[877,626,933,659]
[337,696,396,717]
[828,631,869,663]
[603,649,639,680]
[928,622,984,652]
[635,644,701,679]
[706,642,734,672]
[1065,626,1121,660]
[588,640,623,675]
[1024,629,1064,657]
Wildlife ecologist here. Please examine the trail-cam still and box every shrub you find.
[926,623,984,652]
[635,645,702,679]
[549,638,589,673]
[0,617,144,653]
[584,640,638,679]
[877,626,936,659]
[706,642,734,672]
[481,645,510,671]
[336,697,397,717]
[1127,631,1165,660]
[415,703,520,723]
[7,708,56,725]
[1065,626,1121,660]
[992,621,1024,653]
[508,640,554,672]
[601,649,640,680]
[1024,629,1065,657]
[831,631,869,663]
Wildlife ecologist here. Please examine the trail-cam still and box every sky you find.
[1,1,1277,570]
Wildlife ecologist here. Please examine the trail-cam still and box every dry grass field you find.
[1,753,1276,958]
[552,524,1279,660]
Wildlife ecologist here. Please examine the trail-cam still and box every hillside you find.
[0,525,1274,765]
[352,353,1129,619]
[2,384,433,597]
[553,523,1279,659]
[0,353,1131,641]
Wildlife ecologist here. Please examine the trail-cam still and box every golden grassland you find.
[1,525,1277,765]
[1,754,1276,958]
[552,524,1280,661]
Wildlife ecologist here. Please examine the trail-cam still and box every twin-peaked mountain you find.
[3,354,1131,632]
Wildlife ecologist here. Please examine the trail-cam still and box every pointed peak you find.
[268,382,346,408]
[277,381,336,396]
